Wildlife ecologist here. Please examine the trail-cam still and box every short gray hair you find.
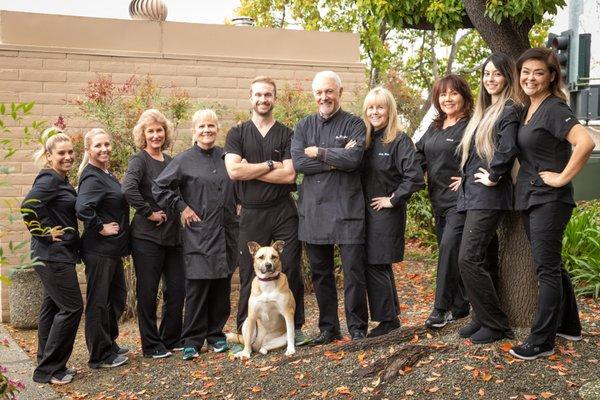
[312,70,342,91]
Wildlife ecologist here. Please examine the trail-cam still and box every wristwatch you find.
[266,160,274,170]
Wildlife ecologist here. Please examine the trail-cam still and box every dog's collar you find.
[257,273,280,282]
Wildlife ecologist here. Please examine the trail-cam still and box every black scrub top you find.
[224,120,294,208]
[22,169,79,264]
[153,145,238,279]
[415,119,467,215]
[362,130,425,264]
[457,102,520,212]
[291,109,366,245]
[76,164,130,258]
[515,95,578,210]
[122,150,181,247]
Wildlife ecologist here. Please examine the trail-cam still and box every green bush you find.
[563,200,600,298]
[406,190,437,254]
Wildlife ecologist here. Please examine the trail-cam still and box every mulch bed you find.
[5,246,600,400]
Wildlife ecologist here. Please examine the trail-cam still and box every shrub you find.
[563,200,600,298]
[406,190,438,254]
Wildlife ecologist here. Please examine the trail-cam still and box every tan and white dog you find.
[226,240,296,359]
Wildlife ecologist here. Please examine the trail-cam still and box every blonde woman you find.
[509,48,594,360]
[360,87,425,337]
[122,109,184,359]
[75,128,130,369]
[22,128,82,385]
[153,110,238,360]
[456,53,521,344]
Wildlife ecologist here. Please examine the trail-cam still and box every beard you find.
[253,102,274,116]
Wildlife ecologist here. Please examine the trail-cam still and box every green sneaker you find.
[210,339,229,353]
[228,343,244,356]
[295,329,311,346]
[182,347,199,360]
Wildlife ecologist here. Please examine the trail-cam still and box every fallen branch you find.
[335,326,428,353]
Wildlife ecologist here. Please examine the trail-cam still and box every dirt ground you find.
[6,246,600,400]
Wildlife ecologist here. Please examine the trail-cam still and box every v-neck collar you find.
[251,120,276,139]
[523,95,552,126]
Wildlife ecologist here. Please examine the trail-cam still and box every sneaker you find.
[450,308,470,321]
[425,309,452,329]
[65,367,77,376]
[351,330,366,341]
[182,347,199,360]
[113,343,129,355]
[50,373,73,385]
[556,332,583,342]
[367,319,401,337]
[99,354,128,368]
[143,349,172,359]
[470,327,514,344]
[209,340,229,353]
[294,330,311,346]
[229,343,244,355]
[458,320,481,338]
[509,342,554,360]
[310,330,342,346]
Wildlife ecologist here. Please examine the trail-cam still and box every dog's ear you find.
[247,241,261,256]
[272,240,285,254]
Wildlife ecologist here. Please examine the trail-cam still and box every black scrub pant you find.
[458,210,508,333]
[181,275,231,349]
[33,262,83,383]
[131,238,185,354]
[236,198,305,332]
[523,201,581,346]
[306,243,368,335]
[433,207,469,314]
[83,253,127,367]
[365,263,400,322]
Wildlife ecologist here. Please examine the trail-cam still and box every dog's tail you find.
[225,332,243,344]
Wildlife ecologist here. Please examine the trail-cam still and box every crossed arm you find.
[224,153,296,184]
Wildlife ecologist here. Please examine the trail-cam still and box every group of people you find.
[22,46,594,386]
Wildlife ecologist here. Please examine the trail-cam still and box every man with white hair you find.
[291,70,368,345]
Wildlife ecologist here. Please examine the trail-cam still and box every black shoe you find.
[509,341,554,360]
[351,330,366,341]
[450,308,470,321]
[368,319,400,337]
[425,309,452,329]
[97,354,129,368]
[310,331,342,346]
[143,349,172,359]
[458,320,481,338]
[112,343,129,355]
[556,331,582,342]
[470,327,513,344]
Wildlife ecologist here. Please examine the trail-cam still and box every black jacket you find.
[291,109,366,244]
[415,119,467,215]
[362,131,425,264]
[76,164,130,257]
[153,145,238,279]
[457,102,520,212]
[22,169,79,264]
[122,150,181,246]
[515,96,579,210]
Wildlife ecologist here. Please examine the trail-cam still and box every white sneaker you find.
[50,374,73,385]
[556,332,582,341]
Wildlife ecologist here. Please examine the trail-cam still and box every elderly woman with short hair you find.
[122,109,185,359]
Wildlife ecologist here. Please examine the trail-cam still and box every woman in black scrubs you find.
[509,48,594,360]
[416,75,473,329]
[456,53,520,344]
[122,109,184,359]
[153,109,238,360]
[76,128,130,369]
[22,129,82,385]
[360,87,425,337]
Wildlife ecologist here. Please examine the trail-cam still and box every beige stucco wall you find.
[0,10,366,322]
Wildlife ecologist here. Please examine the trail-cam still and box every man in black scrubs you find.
[224,76,308,346]
[291,70,368,344]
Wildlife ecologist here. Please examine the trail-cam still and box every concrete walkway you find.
[0,324,64,400]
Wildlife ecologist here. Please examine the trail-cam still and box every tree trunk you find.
[463,0,532,59]
[497,213,539,327]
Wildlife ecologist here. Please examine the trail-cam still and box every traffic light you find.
[550,30,572,86]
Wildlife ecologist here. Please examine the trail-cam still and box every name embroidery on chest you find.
[446,138,454,142]
[378,152,390,157]
[335,135,348,141]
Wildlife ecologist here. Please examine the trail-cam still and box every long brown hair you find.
[516,47,567,106]
[431,74,473,130]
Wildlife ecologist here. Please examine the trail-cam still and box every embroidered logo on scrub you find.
[378,152,390,156]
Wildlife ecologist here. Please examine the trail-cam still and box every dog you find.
[226,240,296,359]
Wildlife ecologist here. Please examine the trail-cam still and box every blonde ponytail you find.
[77,128,110,178]
[32,127,72,170]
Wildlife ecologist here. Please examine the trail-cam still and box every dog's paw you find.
[285,347,296,356]
[259,347,268,355]
[234,350,251,360]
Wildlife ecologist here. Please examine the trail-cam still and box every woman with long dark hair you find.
[509,48,594,360]
[76,128,130,369]
[456,53,521,344]
[122,109,184,359]
[360,87,425,337]
[416,75,473,329]
[22,128,82,385]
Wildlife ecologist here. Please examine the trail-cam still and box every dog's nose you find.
[264,262,273,270]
